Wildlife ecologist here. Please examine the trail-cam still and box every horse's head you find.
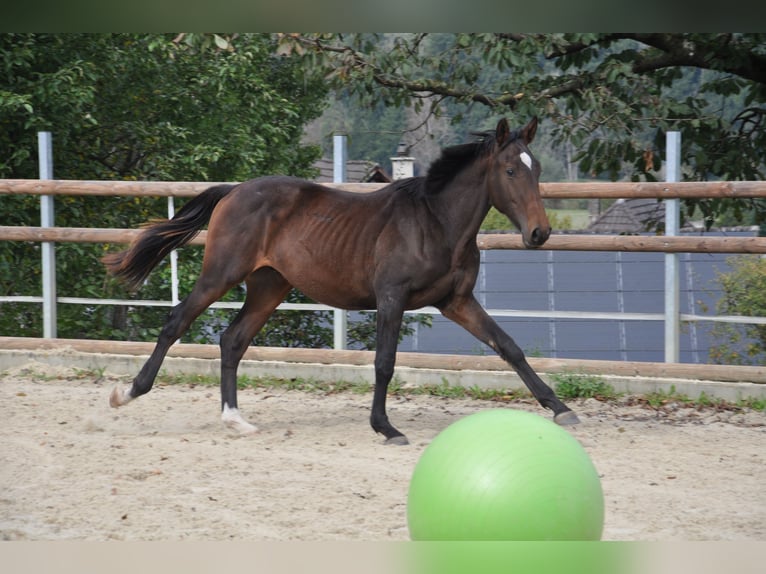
[486,117,551,248]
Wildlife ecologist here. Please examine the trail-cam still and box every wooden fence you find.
[2,179,766,253]
[2,178,766,384]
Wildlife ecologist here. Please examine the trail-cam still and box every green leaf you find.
[213,34,229,51]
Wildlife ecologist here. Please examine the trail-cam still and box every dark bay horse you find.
[104,117,579,444]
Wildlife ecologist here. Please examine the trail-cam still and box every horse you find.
[103,117,579,445]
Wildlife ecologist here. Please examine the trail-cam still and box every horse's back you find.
[216,174,411,232]
[233,174,394,202]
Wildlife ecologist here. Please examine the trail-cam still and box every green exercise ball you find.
[407,409,604,541]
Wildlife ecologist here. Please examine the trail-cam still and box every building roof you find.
[587,198,668,233]
[312,158,392,184]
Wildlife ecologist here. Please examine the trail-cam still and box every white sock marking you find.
[221,404,258,434]
[109,385,133,408]
[520,152,533,170]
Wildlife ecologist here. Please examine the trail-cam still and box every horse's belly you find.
[293,280,376,311]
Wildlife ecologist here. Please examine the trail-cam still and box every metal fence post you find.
[332,134,348,350]
[38,132,57,338]
[546,250,557,358]
[168,197,180,306]
[664,131,681,362]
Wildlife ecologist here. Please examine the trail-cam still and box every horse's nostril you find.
[530,227,547,246]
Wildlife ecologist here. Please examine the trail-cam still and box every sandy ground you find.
[0,362,764,542]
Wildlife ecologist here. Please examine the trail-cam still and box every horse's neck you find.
[428,170,490,247]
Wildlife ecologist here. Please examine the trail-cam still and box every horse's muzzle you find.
[525,226,551,248]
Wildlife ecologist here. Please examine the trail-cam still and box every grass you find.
[157,372,373,395]
[151,370,764,413]
[11,366,763,413]
[403,377,529,403]
[632,385,766,412]
[156,372,529,403]
[550,372,619,401]
[550,373,765,412]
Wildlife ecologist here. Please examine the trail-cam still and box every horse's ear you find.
[521,116,538,144]
[495,118,510,146]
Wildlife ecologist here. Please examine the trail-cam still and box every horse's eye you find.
[506,168,515,177]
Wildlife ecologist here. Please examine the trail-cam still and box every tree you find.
[280,33,766,226]
[709,255,766,366]
[2,33,327,181]
[0,33,329,341]
[304,94,412,172]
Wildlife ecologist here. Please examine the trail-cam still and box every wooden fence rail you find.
[2,178,765,254]
[2,178,766,199]
[2,226,765,254]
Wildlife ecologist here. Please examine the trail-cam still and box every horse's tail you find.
[103,184,237,290]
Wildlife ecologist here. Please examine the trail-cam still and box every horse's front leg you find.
[219,268,292,435]
[370,300,409,445]
[440,294,580,425]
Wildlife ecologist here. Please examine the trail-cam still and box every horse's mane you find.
[395,127,523,198]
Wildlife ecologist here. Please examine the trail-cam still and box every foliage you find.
[708,255,766,365]
[2,33,326,182]
[551,372,618,400]
[345,311,433,351]
[481,207,572,232]
[0,33,329,343]
[247,292,432,350]
[280,33,766,227]
[305,94,411,173]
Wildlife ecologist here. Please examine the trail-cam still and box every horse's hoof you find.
[223,421,259,436]
[222,418,259,435]
[109,386,129,408]
[554,410,581,426]
[384,435,409,446]
[221,406,259,435]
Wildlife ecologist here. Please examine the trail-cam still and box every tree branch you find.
[288,33,766,114]
[527,33,766,86]
[619,33,766,84]
[292,34,522,109]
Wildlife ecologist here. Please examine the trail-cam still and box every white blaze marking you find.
[520,152,533,170]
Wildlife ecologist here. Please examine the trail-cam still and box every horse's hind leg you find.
[219,267,292,434]
[440,294,580,425]
[109,275,238,409]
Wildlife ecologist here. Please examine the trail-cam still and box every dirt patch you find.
[1,362,764,541]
